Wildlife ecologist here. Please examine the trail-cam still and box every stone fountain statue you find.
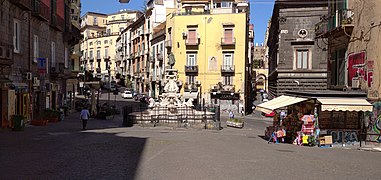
[129,52,216,129]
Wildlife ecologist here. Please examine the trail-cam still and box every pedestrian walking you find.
[229,110,234,119]
[241,107,245,116]
[80,106,90,130]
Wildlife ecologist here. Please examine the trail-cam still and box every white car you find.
[121,91,133,99]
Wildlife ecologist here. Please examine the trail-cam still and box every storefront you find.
[257,91,373,147]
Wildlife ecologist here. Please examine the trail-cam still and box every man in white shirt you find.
[80,106,90,130]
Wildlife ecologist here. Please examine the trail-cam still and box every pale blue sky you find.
[81,0,274,44]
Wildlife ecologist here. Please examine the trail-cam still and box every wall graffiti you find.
[367,101,381,142]
[348,51,365,86]
[327,130,359,144]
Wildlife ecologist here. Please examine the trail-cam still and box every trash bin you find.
[123,106,134,127]
[12,115,25,131]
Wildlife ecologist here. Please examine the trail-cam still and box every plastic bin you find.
[12,115,25,131]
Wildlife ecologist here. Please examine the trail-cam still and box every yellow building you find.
[165,0,250,112]
[80,10,138,82]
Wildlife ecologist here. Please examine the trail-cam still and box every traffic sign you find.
[37,58,46,70]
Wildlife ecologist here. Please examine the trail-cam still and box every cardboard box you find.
[324,135,333,144]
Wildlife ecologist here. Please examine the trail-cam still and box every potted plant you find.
[105,107,116,120]
[226,118,244,128]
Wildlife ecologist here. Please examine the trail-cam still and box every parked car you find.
[262,110,275,117]
[121,91,133,99]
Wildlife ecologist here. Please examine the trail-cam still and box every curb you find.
[358,147,381,152]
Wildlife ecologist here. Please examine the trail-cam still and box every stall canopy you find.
[256,95,308,114]
[317,97,373,112]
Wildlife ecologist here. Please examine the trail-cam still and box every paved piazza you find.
[0,98,380,180]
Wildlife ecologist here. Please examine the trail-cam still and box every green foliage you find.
[228,118,243,123]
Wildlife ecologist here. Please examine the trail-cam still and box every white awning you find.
[183,92,198,100]
[317,97,373,112]
[256,95,308,114]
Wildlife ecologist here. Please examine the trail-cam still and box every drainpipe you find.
[28,11,32,121]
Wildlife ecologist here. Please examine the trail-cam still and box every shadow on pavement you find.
[0,130,147,180]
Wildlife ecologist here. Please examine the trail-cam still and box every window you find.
[106,29,111,35]
[187,29,197,44]
[222,53,234,70]
[187,76,196,84]
[13,19,20,53]
[213,2,233,8]
[296,49,308,69]
[65,47,68,68]
[51,42,56,67]
[89,42,93,46]
[97,41,101,45]
[71,59,75,70]
[96,49,100,59]
[112,16,115,21]
[33,35,39,58]
[223,28,233,43]
[223,76,233,85]
[93,17,97,25]
[104,47,108,58]
[89,50,93,58]
[121,15,125,20]
[104,40,108,44]
[148,20,150,31]
[186,53,197,66]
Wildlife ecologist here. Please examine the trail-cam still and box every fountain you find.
[128,53,217,129]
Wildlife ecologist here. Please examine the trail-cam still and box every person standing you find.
[80,106,90,130]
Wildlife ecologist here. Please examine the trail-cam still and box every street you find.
[0,94,380,180]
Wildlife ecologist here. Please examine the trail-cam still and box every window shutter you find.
[188,30,196,43]
[224,29,233,43]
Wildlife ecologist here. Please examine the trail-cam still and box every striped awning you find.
[256,95,308,114]
[317,97,373,112]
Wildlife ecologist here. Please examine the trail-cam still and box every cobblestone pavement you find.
[1,101,381,180]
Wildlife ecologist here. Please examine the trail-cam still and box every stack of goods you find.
[300,115,315,145]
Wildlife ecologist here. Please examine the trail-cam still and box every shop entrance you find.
[15,93,30,120]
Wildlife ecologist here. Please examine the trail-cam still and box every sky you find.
[81,0,274,44]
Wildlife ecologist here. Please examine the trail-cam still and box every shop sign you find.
[211,92,239,100]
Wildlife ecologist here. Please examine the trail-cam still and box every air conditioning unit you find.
[33,77,39,85]
[0,46,5,58]
[352,77,360,89]
[26,72,32,80]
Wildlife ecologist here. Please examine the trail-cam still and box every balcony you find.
[86,32,120,40]
[50,14,65,31]
[315,19,328,38]
[317,9,354,38]
[185,38,200,46]
[0,41,14,66]
[32,0,50,21]
[50,63,65,79]
[184,65,198,74]
[12,0,32,10]
[221,37,236,46]
[165,40,172,48]
[107,19,132,24]
[221,65,235,74]
[184,82,198,92]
